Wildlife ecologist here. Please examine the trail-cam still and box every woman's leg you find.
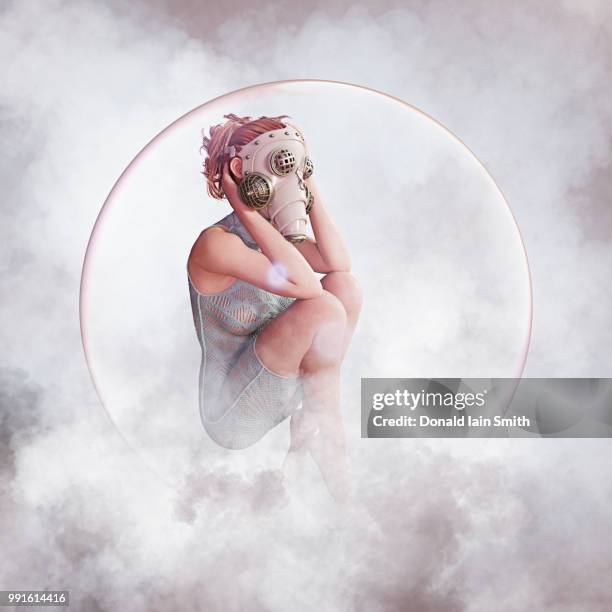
[292,272,363,500]
[254,271,363,377]
[285,272,363,455]
[320,271,364,360]
[254,272,362,500]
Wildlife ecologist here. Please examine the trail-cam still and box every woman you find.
[187,113,362,500]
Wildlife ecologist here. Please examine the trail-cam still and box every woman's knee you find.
[320,272,363,320]
[299,289,347,328]
[253,290,346,378]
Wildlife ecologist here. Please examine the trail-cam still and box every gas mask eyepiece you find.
[303,156,314,180]
[270,148,297,176]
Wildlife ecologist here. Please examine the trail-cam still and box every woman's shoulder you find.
[193,212,234,244]
[187,221,244,294]
[191,223,241,261]
[198,213,260,251]
[200,224,232,240]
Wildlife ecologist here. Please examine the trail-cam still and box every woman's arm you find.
[192,162,322,299]
[192,230,322,299]
[295,178,351,273]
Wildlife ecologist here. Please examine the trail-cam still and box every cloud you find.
[2,0,612,609]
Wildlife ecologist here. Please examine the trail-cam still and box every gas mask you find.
[226,123,314,243]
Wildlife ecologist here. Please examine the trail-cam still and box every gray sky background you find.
[2,1,612,610]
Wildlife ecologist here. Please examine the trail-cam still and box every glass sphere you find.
[80,80,531,485]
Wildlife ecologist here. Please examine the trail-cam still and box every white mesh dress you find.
[188,211,304,450]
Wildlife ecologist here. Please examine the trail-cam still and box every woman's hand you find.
[221,160,256,216]
[301,178,351,272]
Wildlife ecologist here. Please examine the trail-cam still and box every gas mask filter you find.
[226,123,314,243]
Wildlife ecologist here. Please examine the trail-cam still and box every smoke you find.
[2,0,612,609]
